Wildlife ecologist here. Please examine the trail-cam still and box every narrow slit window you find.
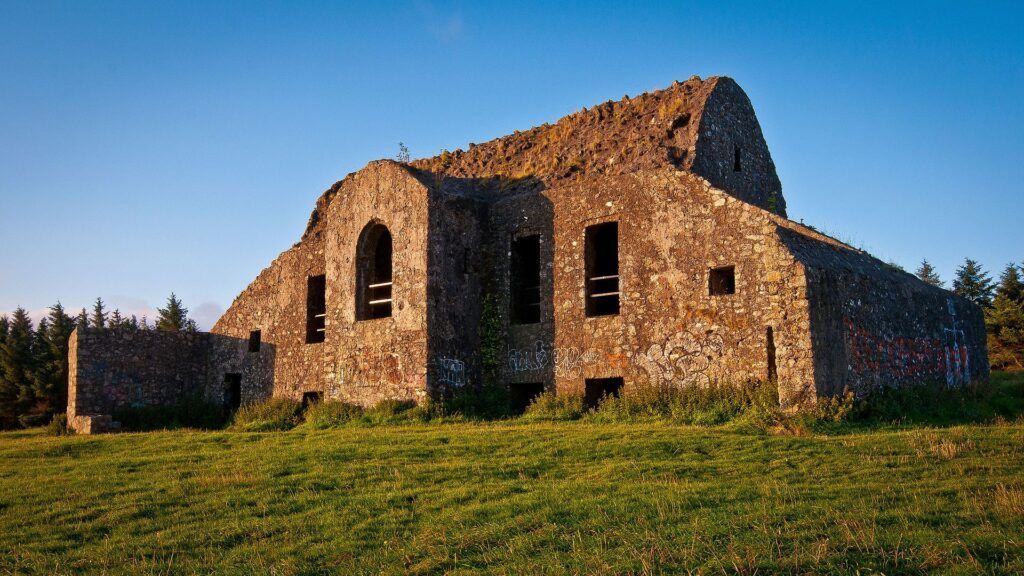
[733,145,742,172]
[585,222,619,317]
[766,326,777,382]
[584,377,623,410]
[511,234,541,324]
[306,274,326,343]
[248,329,261,353]
[357,223,393,320]
[223,374,241,411]
[709,266,736,296]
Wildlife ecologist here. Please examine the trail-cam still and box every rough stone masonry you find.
[67,76,988,432]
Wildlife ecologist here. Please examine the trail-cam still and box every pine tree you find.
[128,315,140,330]
[76,308,89,330]
[36,303,74,418]
[139,316,150,330]
[953,258,995,308]
[108,309,124,329]
[915,259,944,288]
[91,297,107,329]
[985,263,1024,370]
[0,308,35,428]
[156,293,189,332]
[996,263,1023,303]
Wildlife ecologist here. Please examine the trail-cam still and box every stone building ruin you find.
[67,76,988,433]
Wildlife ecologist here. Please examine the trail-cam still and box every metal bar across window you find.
[368,281,393,289]
[589,291,621,298]
[588,275,619,282]
[368,298,393,305]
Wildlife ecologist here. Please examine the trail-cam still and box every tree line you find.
[0,294,197,429]
[917,257,1024,371]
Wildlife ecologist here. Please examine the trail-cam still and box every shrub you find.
[523,391,585,421]
[303,401,364,429]
[443,385,513,420]
[231,398,302,432]
[45,413,72,436]
[360,399,425,425]
[591,380,781,426]
[114,397,226,431]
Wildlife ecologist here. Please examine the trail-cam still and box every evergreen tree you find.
[915,259,944,288]
[986,263,1024,370]
[76,308,89,330]
[139,316,150,330]
[108,309,124,329]
[156,293,189,332]
[0,309,35,428]
[996,263,1023,303]
[953,258,995,308]
[91,297,107,329]
[36,303,74,418]
[128,315,140,330]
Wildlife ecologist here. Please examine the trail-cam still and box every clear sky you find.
[1,1,1021,329]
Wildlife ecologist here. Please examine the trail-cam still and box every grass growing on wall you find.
[2,377,1024,574]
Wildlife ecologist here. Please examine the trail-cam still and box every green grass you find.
[1,375,1023,575]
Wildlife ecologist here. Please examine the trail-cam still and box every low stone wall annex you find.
[67,328,261,433]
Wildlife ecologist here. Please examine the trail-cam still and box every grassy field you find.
[2,378,1024,574]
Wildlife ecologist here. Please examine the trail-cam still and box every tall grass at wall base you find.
[113,397,226,431]
[846,371,1024,428]
[230,398,302,432]
[224,371,1024,434]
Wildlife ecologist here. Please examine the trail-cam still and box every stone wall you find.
[778,228,990,396]
[68,328,209,433]
[67,328,270,433]
[322,162,432,405]
[486,169,814,405]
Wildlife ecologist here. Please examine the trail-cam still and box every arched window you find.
[356,222,393,320]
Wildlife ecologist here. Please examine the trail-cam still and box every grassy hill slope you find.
[2,414,1024,574]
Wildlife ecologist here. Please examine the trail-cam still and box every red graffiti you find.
[843,318,969,384]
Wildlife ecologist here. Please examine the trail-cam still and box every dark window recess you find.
[670,113,691,131]
[357,223,393,320]
[248,330,261,353]
[585,222,620,317]
[306,275,326,343]
[734,145,742,172]
[709,266,736,296]
[584,377,623,410]
[224,374,241,411]
[462,247,470,275]
[508,382,545,414]
[766,326,777,382]
[511,234,542,324]
[301,391,322,409]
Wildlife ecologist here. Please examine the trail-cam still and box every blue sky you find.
[1,1,1021,328]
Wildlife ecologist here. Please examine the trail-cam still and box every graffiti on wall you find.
[844,299,970,386]
[434,356,467,388]
[635,330,725,387]
[507,341,599,378]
